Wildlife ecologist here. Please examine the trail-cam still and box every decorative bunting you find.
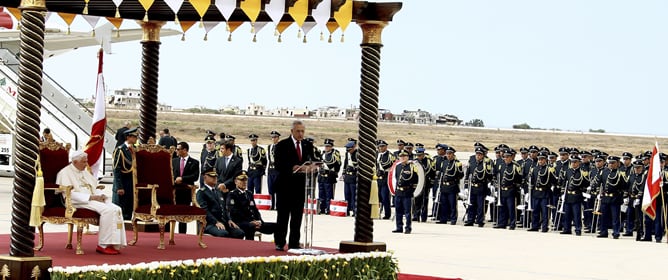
[7,8,21,29]
[312,0,331,41]
[58,13,76,34]
[179,21,196,41]
[82,15,100,36]
[333,0,352,42]
[265,0,285,23]
[275,21,292,43]
[288,0,308,38]
[301,22,316,43]
[202,21,220,41]
[105,17,123,37]
[326,21,339,43]
[111,0,123,18]
[189,0,210,27]
[83,0,90,14]
[240,0,261,33]
[214,0,236,22]
[138,0,155,22]
[164,0,185,24]
[251,21,268,42]
[226,21,244,42]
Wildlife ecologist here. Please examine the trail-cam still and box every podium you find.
[288,161,326,255]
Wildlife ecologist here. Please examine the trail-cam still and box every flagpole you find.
[662,178,667,244]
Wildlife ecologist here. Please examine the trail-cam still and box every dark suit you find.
[227,188,276,240]
[215,154,243,194]
[112,143,134,220]
[172,156,200,233]
[196,185,244,238]
[273,136,314,249]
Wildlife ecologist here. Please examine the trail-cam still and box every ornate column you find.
[0,0,52,278]
[340,1,402,253]
[138,21,165,144]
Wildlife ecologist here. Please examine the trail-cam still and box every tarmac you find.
[1,163,668,279]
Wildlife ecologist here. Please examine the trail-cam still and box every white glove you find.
[623,198,629,205]
[586,186,592,192]
[634,199,640,207]
[524,193,530,203]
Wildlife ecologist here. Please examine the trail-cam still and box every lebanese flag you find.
[84,48,106,178]
[642,142,662,220]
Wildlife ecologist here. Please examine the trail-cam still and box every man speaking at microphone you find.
[273,120,315,251]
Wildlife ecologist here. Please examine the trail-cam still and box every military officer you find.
[495,148,523,230]
[247,134,267,194]
[464,146,494,227]
[585,154,607,232]
[392,151,419,234]
[491,144,508,223]
[558,155,589,235]
[112,127,138,220]
[227,170,276,240]
[226,135,244,159]
[343,140,358,216]
[552,147,571,230]
[437,146,464,224]
[305,137,322,161]
[431,144,447,219]
[413,146,434,222]
[404,142,415,160]
[200,135,217,188]
[594,156,627,239]
[318,139,341,215]
[527,151,557,232]
[620,152,634,173]
[518,147,533,227]
[394,139,406,158]
[376,140,395,219]
[627,159,646,240]
[266,130,280,210]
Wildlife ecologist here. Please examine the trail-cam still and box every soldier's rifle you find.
[432,172,443,221]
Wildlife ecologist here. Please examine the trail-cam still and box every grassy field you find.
[107,109,666,156]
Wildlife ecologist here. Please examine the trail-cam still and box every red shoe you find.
[96,245,120,255]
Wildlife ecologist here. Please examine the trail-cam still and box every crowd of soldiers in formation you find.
[192,128,668,242]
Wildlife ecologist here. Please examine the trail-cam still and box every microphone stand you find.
[289,161,326,255]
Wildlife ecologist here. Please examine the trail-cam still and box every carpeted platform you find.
[398,273,462,280]
[0,231,336,267]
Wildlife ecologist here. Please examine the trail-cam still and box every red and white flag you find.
[84,48,106,178]
[642,142,662,220]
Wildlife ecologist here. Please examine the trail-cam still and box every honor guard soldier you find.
[586,154,607,232]
[495,148,523,230]
[627,159,646,240]
[376,140,396,219]
[392,151,420,234]
[112,127,138,220]
[200,135,217,188]
[593,156,627,239]
[552,147,571,229]
[464,146,494,227]
[548,152,558,168]
[528,145,540,169]
[318,139,341,215]
[436,146,464,224]
[527,152,557,232]
[247,134,267,194]
[226,135,244,159]
[558,155,589,235]
[266,131,281,210]
[413,146,434,222]
[343,140,358,216]
[394,139,406,158]
[305,137,322,161]
[404,142,415,160]
[431,144,447,219]
[518,147,533,227]
[620,152,633,173]
[227,170,277,240]
[491,144,509,223]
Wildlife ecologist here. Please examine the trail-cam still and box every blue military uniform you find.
[495,148,523,229]
[392,151,419,234]
[246,134,267,194]
[437,146,464,224]
[527,152,557,232]
[627,160,647,240]
[200,135,217,188]
[318,139,341,214]
[431,144,447,219]
[376,140,396,219]
[343,140,358,216]
[558,155,589,235]
[594,156,627,239]
[266,130,281,210]
[413,146,434,222]
[227,171,276,240]
[464,147,494,227]
[112,128,137,220]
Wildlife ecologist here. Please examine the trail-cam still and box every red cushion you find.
[135,150,174,206]
[39,148,69,184]
[134,205,206,216]
[42,207,99,219]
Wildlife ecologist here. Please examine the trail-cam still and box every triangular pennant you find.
[240,0,261,33]
[202,21,220,41]
[333,0,352,42]
[106,17,124,37]
[288,0,308,28]
[326,21,339,43]
[58,13,76,34]
[226,21,244,42]
[138,0,155,22]
[276,21,292,43]
[214,0,236,21]
[300,22,316,43]
[44,11,52,22]
[164,0,185,23]
[313,0,331,31]
[179,21,196,41]
[189,0,211,25]
[82,15,101,36]
[111,0,123,18]
[7,8,21,23]
[251,21,268,42]
[265,0,285,24]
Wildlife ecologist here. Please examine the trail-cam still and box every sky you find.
[32,0,668,135]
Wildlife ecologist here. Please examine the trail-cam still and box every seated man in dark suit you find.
[227,170,276,240]
[196,168,244,239]
[172,142,200,233]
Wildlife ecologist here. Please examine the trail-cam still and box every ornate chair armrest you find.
[57,185,76,219]
[188,184,200,207]
[133,184,160,216]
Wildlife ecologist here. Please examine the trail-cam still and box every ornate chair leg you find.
[158,221,166,249]
[197,218,207,249]
[76,224,84,255]
[34,223,45,251]
[66,223,74,249]
[168,220,176,245]
[129,218,139,246]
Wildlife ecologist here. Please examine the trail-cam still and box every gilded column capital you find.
[138,21,166,43]
[358,21,387,45]
[19,0,46,10]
